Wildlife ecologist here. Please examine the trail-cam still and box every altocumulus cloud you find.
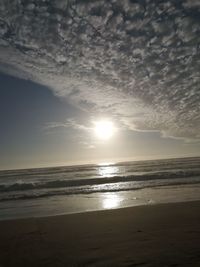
[0,0,200,140]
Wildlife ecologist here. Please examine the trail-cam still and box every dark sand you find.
[0,201,200,267]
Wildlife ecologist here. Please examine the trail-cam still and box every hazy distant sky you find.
[0,0,200,169]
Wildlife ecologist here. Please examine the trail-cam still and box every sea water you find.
[0,157,200,220]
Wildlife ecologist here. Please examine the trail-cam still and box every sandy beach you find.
[0,201,200,267]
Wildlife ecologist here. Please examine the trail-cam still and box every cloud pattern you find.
[0,0,200,139]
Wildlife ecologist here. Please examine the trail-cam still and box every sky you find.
[0,0,200,170]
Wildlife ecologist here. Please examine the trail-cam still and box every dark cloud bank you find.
[0,0,200,140]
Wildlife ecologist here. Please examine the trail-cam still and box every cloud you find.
[0,0,200,140]
[44,118,90,132]
[44,118,97,148]
[183,0,200,8]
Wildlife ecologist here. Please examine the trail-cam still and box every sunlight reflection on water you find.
[102,193,123,209]
[98,165,119,177]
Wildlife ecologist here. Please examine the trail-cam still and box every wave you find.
[1,178,200,202]
[1,157,199,179]
[1,169,200,193]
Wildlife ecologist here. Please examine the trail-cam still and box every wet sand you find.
[0,201,200,267]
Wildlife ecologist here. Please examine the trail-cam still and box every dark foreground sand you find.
[0,201,200,267]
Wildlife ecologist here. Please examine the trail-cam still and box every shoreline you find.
[1,183,200,221]
[0,200,200,266]
[1,198,200,223]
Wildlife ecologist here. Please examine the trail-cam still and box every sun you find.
[94,120,115,140]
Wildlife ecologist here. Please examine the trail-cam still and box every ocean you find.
[0,157,200,220]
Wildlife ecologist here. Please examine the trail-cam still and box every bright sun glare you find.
[94,120,115,140]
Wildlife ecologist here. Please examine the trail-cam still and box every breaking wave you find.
[0,157,200,202]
